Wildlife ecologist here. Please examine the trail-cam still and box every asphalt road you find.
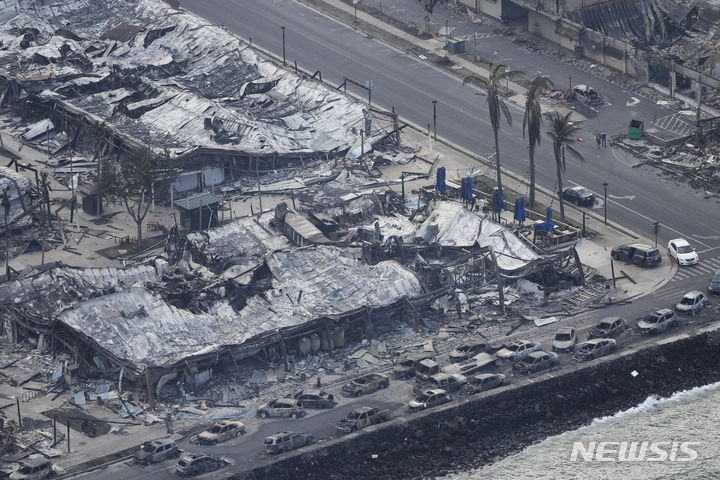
[181,0,720,250]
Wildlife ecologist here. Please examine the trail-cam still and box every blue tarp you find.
[492,189,506,213]
[436,166,446,192]
[514,197,526,222]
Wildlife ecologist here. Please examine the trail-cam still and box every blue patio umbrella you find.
[436,166,446,192]
[492,189,506,213]
[514,196,526,222]
[465,175,474,201]
[543,206,554,232]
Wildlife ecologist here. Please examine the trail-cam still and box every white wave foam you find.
[589,379,720,426]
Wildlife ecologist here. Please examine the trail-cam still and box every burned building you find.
[0,0,386,194]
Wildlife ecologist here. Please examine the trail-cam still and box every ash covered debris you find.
[0,0,387,178]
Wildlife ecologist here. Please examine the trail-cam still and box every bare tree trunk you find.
[529,144,536,208]
[137,220,142,245]
[494,127,503,194]
[556,146,565,221]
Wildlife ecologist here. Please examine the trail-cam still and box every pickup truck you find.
[335,407,390,434]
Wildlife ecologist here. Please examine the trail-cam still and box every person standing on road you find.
[601,131,607,147]
[596,134,601,149]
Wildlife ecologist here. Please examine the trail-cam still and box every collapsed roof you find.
[53,246,421,370]
[568,0,697,46]
[414,201,539,271]
[0,262,163,329]
[0,0,380,159]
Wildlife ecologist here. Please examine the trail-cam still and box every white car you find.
[495,340,541,361]
[552,327,577,352]
[668,238,698,266]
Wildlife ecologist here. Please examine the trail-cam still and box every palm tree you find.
[545,111,584,221]
[463,64,517,195]
[522,76,554,209]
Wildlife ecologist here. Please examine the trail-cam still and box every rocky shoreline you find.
[232,328,720,480]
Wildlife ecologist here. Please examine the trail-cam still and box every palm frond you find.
[462,74,487,88]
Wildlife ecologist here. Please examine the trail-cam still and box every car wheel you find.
[382,380,389,389]
[354,390,363,397]
[259,411,268,418]
[291,412,299,419]
[611,252,618,260]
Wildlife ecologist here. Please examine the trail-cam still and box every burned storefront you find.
[0,0,388,201]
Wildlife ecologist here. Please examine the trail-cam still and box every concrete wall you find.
[528,10,578,51]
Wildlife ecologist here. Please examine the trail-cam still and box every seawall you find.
[233,327,720,480]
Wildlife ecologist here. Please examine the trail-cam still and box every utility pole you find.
[281,26,286,66]
[432,99,437,140]
[653,221,660,248]
[603,181,608,224]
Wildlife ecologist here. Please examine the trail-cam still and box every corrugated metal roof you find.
[174,192,223,211]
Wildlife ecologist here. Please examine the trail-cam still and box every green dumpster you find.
[447,38,466,55]
[628,119,644,139]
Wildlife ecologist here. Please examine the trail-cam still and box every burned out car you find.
[675,291,707,316]
[292,390,335,409]
[8,458,52,480]
[552,327,577,352]
[637,309,678,334]
[341,372,390,397]
[448,340,487,362]
[572,84,604,106]
[588,317,627,339]
[495,340,541,361]
[574,338,617,361]
[257,399,305,419]
[264,432,314,455]
[512,351,559,374]
[413,373,467,395]
[197,420,245,445]
[413,358,440,382]
[464,373,506,394]
[393,352,435,379]
[408,389,452,412]
[175,452,228,477]
[134,439,180,464]
[336,407,390,434]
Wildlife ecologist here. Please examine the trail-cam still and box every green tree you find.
[463,64,517,195]
[522,76,554,209]
[545,111,584,221]
[99,148,158,244]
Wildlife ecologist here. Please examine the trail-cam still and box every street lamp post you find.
[603,181,608,224]
[281,26,286,66]
[653,221,660,248]
[432,99,437,140]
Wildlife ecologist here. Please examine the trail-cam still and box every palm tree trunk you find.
[494,128,503,194]
[529,144,536,208]
[556,146,565,221]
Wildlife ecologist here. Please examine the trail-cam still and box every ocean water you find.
[439,381,720,480]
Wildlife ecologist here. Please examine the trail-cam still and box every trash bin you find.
[447,38,466,54]
[628,120,644,139]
